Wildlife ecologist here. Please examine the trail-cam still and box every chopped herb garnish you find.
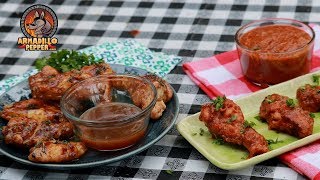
[312,75,320,85]
[199,128,205,136]
[241,154,248,160]
[165,170,174,175]
[227,115,237,123]
[266,99,273,103]
[35,49,104,72]
[299,86,306,92]
[243,120,256,128]
[191,133,197,136]
[254,115,262,122]
[264,95,273,104]
[267,137,283,145]
[211,95,226,111]
[212,137,224,145]
[240,120,256,134]
[310,113,316,118]
[286,98,295,108]
[267,137,284,150]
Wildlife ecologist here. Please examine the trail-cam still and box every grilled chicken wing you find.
[28,140,87,163]
[109,74,173,120]
[1,98,60,121]
[142,75,173,120]
[296,84,320,112]
[2,114,73,148]
[28,63,114,101]
[200,98,269,158]
[1,99,74,148]
[259,94,313,138]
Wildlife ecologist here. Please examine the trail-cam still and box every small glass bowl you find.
[235,18,315,86]
[60,75,157,151]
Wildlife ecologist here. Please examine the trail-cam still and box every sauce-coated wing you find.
[1,99,74,148]
[259,94,313,138]
[2,116,74,148]
[200,98,268,158]
[110,74,173,120]
[296,84,320,112]
[1,98,60,121]
[29,63,114,101]
[142,75,173,120]
[28,140,87,163]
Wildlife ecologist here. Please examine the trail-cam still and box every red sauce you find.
[237,25,313,85]
[79,103,147,151]
[130,30,140,37]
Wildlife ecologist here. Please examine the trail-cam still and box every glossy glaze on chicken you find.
[28,140,87,163]
[259,94,313,138]
[110,74,173,120]
[1,62,174,163]
[29,63,115,101]
[200,97,269,158]
[296,84,320,112]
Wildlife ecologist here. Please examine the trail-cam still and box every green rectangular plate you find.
[177,71,320,170]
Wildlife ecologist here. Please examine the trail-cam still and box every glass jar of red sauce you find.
[235,18,315,86]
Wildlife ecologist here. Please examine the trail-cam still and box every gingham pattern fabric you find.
[183,24,320,180]
[279,140,320,180]
[0,0,318,179]
[183,24,320,100]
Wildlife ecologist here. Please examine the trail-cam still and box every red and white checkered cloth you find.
[183,23,320,100]
[183,24,320,180]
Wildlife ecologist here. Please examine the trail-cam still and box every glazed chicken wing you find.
[142,75,173,120]
[28,140,87,163]
[296,84,320,112]
[1,98,60,121]
[109,74,173,120]
[1,99,74,148]
[2,116,73,148]
[259,94,313,138]
[28,63,115,101]
[200,97,269,158]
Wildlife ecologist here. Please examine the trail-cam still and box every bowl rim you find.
[234,18,315,55]
[60,74,157,125]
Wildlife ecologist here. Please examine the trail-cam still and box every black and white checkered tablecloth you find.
[0,0,318,179]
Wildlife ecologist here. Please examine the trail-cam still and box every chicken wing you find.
[28,140,87,163]
[28,63,115,101]
[1,98,60,121]
[200,97,269,158]
[142,75,173,120]
[259,94,313,138]
[109,74,173,120]
[296,84,320,112]
[1,99,74,148]
[2,115,74,148]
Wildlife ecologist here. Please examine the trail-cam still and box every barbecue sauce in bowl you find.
[78,102,147,151]
[235,19,315,86]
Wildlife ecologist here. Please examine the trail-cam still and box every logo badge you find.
[18,4,58,51]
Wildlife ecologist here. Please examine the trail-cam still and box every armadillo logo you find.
[18,4,58,51]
